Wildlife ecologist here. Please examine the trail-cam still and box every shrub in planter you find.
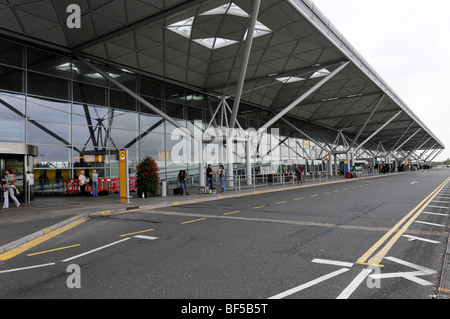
[136,156,160,197]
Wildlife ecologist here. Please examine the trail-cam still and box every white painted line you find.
[134,235,159,240]
[414,220,445,227]
[312,258,354,268]
[0,263,55,274]
[337,268,373,299]
[411,181,418,184]
[423,211,449,217]
[62,238,131,262]
[269,268,349,299]
[432,200,450,204]
[427,205,449,209]
[402,235,441,244]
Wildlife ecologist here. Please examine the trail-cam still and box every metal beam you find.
[347,94,384,151]
[75,54,194,140]
[393,129,421,153]
[259,61,349,133]
[229,0,261,132]
[354,111,402,153]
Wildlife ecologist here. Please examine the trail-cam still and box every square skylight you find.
[167,2,272,50]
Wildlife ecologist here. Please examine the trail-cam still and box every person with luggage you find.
[177,169,189,195]
[2,168,20,209]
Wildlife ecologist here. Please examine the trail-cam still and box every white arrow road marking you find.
[269,268,350,299]
[368,256,436,286]
[402,234,441,244]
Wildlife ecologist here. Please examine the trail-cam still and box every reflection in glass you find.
[73,81,106,106]
[27,96,71,123]
[0,38,23,68]
[72,103,109,126]
[110,89,137,111]
[34,145,71,168]
[0,117,25,143]
[27,47,71,78]
[27,120,71,145]
[0,65,23,93]
[0,91,25,118]
[27,72,69,100]
[109,108,138,130]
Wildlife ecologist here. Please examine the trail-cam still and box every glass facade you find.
[0,37,327,193]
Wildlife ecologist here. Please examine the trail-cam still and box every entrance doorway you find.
[0,142,37,205]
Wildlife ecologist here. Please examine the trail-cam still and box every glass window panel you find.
[72,147,109,169]
[109,108,138,130]
[73,81,106,106]
[27,47,71,78]
[139,96,162,115]
[0,38,23,68]
[27,72,69,100]
[34,145,71,168]
[27,96,71,123]
[110,89,136,111]
[27,120,71,145]
[140,132,164,150]
[72,124,110,151]
[0,65,23,92]
[72,103,109,126]
[165,101,184,120]
[72,60,107,86]
[0,91,25,118]
[109,69,137,92]
[140,112,164,133]
[165,84,185,101]
[187,105,203,121]
[140,77,162,99]
[0,117,25,142]
[109,128,138,150]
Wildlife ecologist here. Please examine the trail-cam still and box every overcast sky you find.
[312,0,450,162]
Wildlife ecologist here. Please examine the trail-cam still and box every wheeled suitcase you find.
[173,187,183,195]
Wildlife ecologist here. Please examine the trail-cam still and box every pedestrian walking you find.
[297,165,304,184]
[2,168,20,209]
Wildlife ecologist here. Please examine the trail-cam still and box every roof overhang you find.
[0,0,444,156]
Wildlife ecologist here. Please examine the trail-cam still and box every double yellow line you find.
[356,176,450,267]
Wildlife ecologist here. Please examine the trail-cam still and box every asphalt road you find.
[0,169,449,301]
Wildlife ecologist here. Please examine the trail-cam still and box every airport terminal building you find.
[0,0,444,201]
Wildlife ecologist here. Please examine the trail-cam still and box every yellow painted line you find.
[27,244,81,257]
[439,288,450,293]
[276,201,288,204]
[0,218,87,261]
[323,192,330,195]
[294,197,304,201]
[334,190,340,192]
[357,176,450,265]
[253,205,267,209]
[119,228,154,237]
[224,211,240,216]
[181,218,206,225]
[354,261,384,268]
[343,188,349,191]
[310,194,319,197]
